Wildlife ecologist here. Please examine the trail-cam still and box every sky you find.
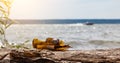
[10,0,120,19]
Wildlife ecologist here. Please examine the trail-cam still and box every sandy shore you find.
[1,48,120,63]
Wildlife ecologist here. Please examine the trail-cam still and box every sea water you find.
[5,23,120,50]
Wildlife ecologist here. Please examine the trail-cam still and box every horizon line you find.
[13,18,120,20]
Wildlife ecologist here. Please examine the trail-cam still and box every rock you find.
[1,48,120,63]
[0,59,10,63]
[0,48,10,63]
[10,48,120,63]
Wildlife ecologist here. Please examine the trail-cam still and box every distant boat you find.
[84,22,94,25]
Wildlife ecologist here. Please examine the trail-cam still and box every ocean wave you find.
[62,23,84,26]
[66,40,120,50]
[89,40,120,45]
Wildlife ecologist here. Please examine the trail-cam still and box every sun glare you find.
[10,0,53,19]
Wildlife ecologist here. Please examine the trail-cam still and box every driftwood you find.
[0,48,120,63]
[9,48,120,63]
